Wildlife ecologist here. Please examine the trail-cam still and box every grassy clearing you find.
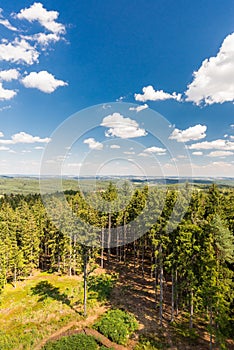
[0,271,104,350]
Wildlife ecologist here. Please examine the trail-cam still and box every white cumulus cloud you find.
[15,2,65,35]
[0,69,19,81]
[0,131,50,144]
[0,83,17,100]
[134,85,182,102]
[188,139,234,151]
[21,71,68,93]
[185,32,234,105]
[0,38,39,65]
[139,146,167,157]
[101,113,147,138]
[84,138,103,150]
[169,124,207,142]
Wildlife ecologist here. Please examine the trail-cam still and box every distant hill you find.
[0,175,233,195]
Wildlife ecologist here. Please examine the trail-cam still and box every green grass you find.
[0,271,117,350]
[0,272,84,350]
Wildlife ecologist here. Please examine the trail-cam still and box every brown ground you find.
[36,255,234,350]
[105,255,234,350]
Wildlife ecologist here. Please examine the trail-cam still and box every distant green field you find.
[0,178,107,195]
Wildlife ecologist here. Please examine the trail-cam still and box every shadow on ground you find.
[31,280,81,314]
[105,255,226,350]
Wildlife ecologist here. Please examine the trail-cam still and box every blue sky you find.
[0,0,234,176]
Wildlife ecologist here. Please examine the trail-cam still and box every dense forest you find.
[0,183,233,349]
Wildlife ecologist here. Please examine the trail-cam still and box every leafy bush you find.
[88,273,118,302]
[43,333,98,350]
[94,309,138,345]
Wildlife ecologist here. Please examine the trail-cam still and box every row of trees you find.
[0,183,233,348]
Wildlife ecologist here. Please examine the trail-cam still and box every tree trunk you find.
[133,230,136,273]
[141,241,145,278]
[189,288,194,328]
[73,235,77,275]
[83,248,88,317]
[13,264,17,288]
[209,307,213,350]
[154,255,158,307]
[159,243,163,327]
[150,249,154,279]
[123,213,127,262]
[107,212,111,261]
[69,235,72,276]
[58,253,61,273]
[116,226,119,261]
[175,268,179,316]
[171,269,174,322]
[101,227,104,268]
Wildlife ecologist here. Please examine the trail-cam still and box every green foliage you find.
[171,322,199,342]
[43,334,98,350]
[0,183,233,348]
[94,309,138,345]
[88,273,118,302]
[134,334,169,350]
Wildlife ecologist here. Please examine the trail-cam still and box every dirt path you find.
[84,328,128,349]
[34,305,108,350]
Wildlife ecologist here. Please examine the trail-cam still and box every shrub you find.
[94,309,138,345]
[43,333,98,350]
[88,273,118,302]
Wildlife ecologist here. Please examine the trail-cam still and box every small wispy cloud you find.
[129,104,148,112]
